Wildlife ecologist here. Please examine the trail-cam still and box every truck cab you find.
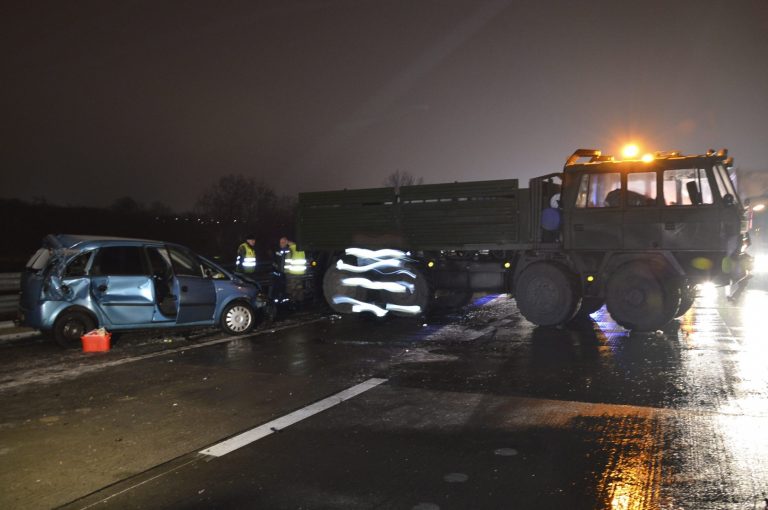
[529,148,750,330]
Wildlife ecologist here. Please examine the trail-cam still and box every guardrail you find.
[0,273,20,318]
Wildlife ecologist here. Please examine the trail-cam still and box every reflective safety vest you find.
[281,242,307,275]
[236,243,257,273]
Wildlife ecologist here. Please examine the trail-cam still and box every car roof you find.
[47,234,166,250]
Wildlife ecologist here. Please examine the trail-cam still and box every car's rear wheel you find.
[53,310,96,348]
[221,302,255,335]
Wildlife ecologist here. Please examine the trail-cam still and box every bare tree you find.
[110,196,142,214]
[194,174,278,223]
[193,174,296,255]
[383,170,423,191]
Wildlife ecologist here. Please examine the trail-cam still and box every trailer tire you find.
[515,262,580,326]
[606,262,680,331]
[322,259,369,314]
[383,266,431,317]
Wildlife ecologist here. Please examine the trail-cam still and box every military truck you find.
[297,148,750,330]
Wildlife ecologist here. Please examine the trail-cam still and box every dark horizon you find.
[3,0,767,211]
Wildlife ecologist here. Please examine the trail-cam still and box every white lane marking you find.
[199,378,387,457]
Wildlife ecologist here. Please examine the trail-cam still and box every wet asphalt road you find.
[2,285,768,510]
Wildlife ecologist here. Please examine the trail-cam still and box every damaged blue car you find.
[18,234,269,347]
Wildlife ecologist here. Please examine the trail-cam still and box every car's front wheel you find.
[53,310,96,348]
[220,302,255,335]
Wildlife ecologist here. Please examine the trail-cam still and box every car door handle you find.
[181,285,188,292]
[97,284,108,292]
[664,222,675,230]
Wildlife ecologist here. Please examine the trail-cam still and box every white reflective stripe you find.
[341,277,409,293]
[345,248,408,260]
[242,257,257,267]
[382,269,417,278]
[337,259,401,273]
[385,303,422,315]
[332,296,389,317]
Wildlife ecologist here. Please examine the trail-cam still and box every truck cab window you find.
[663,168,713,206]
[575,172,621,208]
[627,172,657,206]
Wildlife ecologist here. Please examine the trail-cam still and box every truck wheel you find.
[606,262,680,331]
[575,297,604,318]
[322,260,369,314]
[515,263,580,326]
[382,266,432,317]
[220,302,255,335]
[676,283,696,317]
[53,310,96,348]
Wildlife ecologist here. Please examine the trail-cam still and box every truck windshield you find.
[662,168,713,206]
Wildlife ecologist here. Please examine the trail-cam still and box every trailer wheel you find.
[383,266,432,317]
[322,259,369,314]
[515,263,580,326]
[606,262,680,331]
[675,282,696,317]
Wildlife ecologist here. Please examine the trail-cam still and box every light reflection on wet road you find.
[3,287,768,509]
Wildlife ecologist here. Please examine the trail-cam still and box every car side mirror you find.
[723,193,735,206]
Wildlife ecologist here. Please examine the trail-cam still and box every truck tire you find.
[606,262,681,331]
[381,266,432,317]
[515,262,580,326]
[322,259,369,314]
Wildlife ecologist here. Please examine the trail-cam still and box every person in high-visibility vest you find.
[272,237,307,302]
[235,234,258,274]
[283,238,307,275]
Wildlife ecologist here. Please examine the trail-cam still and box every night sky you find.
[3,0,767,212]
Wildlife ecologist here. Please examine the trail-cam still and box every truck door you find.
[567,171,623,250]
[166,246,217,324]
[660,167,721,250]
[622,168,662,249]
